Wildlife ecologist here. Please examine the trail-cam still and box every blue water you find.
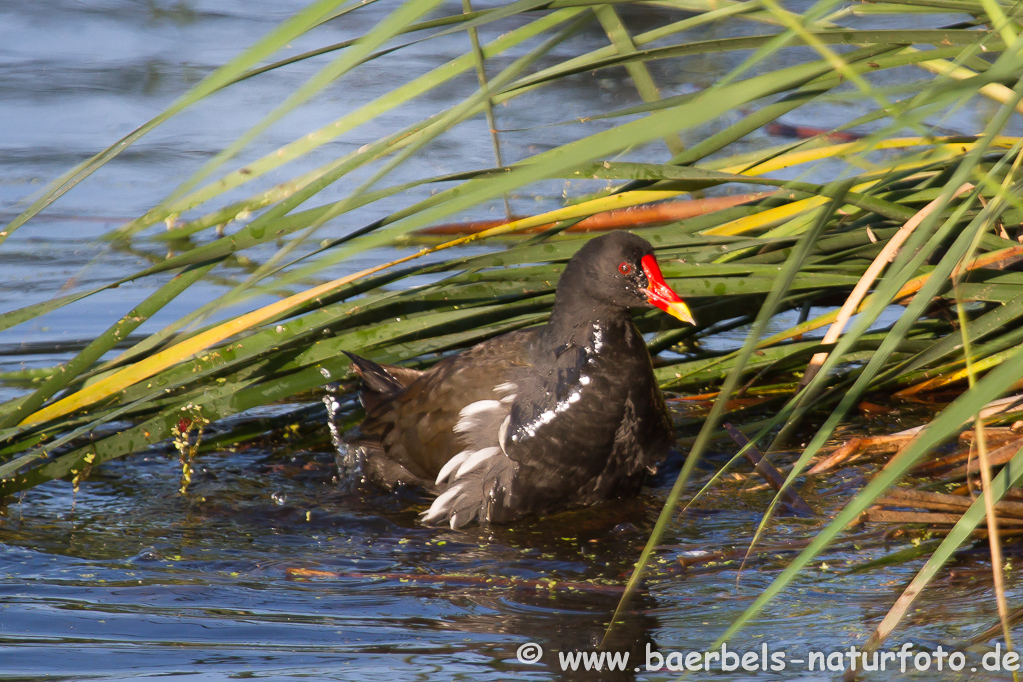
[0,2,1014,680]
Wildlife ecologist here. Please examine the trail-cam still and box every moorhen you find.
[333,231,694,528]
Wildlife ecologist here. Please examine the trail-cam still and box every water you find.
[0,1,1016,680]
[1,445,1012,680]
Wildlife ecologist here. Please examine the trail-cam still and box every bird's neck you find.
[544,293,632,352]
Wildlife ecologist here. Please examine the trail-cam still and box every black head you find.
[554,232,694,324]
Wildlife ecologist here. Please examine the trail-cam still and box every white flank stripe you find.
[455,446,500,479]
[454,399,502,434]
[460,400,500,417]
[424,484,463,522]
[435,450,469,485]
[498,415,511,454]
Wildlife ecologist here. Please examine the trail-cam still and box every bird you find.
[332,231,695,529]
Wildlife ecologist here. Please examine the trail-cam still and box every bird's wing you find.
[349,331,535,510]
[420,379,520,529]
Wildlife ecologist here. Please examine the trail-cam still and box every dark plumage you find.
[331,231,694,528]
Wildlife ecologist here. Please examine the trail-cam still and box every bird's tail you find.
[343,351,405,394]
[342,351,423,412]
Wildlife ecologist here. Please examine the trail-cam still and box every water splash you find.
[323,382,364,491]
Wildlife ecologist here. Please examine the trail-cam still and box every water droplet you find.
[271,492,287,506]
[319,367,332,379]
[134,549,160,562]
[334,443,366,493]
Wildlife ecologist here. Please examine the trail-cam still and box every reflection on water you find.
[0,1,1017,680]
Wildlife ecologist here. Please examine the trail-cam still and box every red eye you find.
[618,262,632,275]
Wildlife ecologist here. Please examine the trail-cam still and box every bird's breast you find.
[507,324,654,457]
